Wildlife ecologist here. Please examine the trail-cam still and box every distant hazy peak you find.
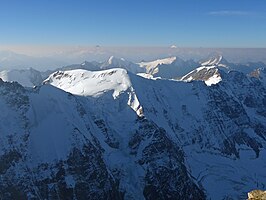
[100,56,144,73]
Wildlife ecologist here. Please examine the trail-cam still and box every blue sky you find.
[0,0,266,47]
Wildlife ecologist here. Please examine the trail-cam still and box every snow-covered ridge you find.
[180,55,229,86]
[181,66,222,86]
[200,55,223,66]
[44,68,130,98]
[108,55,122,65]
[44,68,143,116]
[138,57,177,74]
[137,73,155,79]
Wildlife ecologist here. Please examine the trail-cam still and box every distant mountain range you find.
[1,47,266,70]
[1,55,265,87]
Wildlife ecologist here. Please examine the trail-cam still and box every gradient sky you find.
[0,0,266,47]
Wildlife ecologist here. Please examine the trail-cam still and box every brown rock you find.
[248,190,266,200]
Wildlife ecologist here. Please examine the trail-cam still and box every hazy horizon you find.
[0,46,266,70]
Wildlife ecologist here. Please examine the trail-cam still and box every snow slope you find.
[200,54,223,66]
[138,56,177,74]
[0,68,43,87]
[44,68,144,117]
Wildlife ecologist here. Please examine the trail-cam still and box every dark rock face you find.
[129,119,205,200]
[0,145,123,200]
[140,126,205,200]
[94,118,120,149]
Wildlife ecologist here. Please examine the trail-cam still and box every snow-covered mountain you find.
[139,56,177,74]
[181,65,223,86]
[180,55,228,86]
[139,56,198,79]
[199,54,228,67]
[180,55,263,86]
[0,66,265,199]
[199,54,266,74]
[44,69,143,116]
[139,54,266,79]
[0,68,43,87]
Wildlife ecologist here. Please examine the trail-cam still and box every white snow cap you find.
[44,68,144,117]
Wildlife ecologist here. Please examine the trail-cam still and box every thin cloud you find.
[208,10,251,16]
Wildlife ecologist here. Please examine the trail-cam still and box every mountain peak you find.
[200,54,223,66]
[198,55,232,73]
[108,55,115,64]
[44,68,144,117]
[44,68,129,98]
[181,65,223,86]
[107,55,126,65]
